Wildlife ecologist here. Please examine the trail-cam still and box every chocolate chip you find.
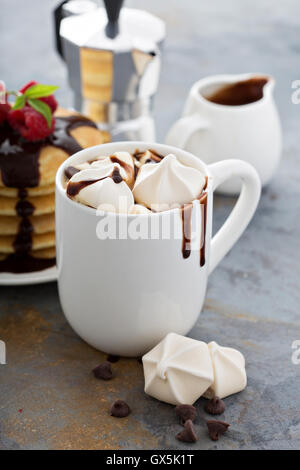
[92,361,113,380]
[207,420,230,441]
[176,420,198,443]
[175,404,197,425]
[106,354,120,363]
[204,396,226,415]
[110,400,131,418]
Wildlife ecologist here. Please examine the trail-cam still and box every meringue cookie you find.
[133,154,206,210]
[91,152,135,187]
[204,341,247,399]
[67,163,134,213]
[128,204,151,215]
[142,333,214,405]
[135,150,163,166]
[94,178,134,213]
[73,162,91,171]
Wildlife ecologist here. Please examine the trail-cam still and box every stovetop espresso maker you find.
[54,0,166,141]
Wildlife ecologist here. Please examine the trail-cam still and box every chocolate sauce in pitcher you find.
[206,77,268,106]
[0,115,97,273]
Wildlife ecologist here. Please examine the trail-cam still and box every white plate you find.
[0,266,57,286]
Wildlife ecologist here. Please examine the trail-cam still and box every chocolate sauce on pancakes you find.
[0,253,56,274]
[49,116,96,155]
[206,77,268,106]
[16,197,34,217]
[0,115,97,273]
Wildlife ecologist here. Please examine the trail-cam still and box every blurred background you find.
[1,0,299,141]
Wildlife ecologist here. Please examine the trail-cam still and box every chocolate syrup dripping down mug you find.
[166,73,282,195]
[56,142,261,356]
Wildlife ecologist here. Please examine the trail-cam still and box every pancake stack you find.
[0,107,109,273]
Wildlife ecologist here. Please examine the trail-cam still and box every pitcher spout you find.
[261,74,275,99]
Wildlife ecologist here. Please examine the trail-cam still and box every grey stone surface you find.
[0,0,300,450]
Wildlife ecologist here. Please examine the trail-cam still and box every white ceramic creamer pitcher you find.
[166,73,282,194]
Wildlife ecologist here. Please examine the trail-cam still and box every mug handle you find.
[165,113,208,149]
[208,159,261,275]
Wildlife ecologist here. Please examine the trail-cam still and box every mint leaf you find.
[12,94,26,110]
[24,84,59,99]
[28,99,52,128]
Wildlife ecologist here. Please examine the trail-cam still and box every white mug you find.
[56,142,261,356]
[166,73,282,194]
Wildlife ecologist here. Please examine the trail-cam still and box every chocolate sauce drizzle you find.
[133,149,163,165]
[110,155,134,182]
[180,177,208,267]
[64,166,80,180]
[111,167,123,184]
[66,165,123,198]
[65,156,132,185]
[199,192,208,267]
[67,178,105,197]
[181,203,193,259]
[132,149,163,181]
[0,115,97,273]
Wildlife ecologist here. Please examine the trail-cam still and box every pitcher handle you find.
[165,114,208,149]
[208,159,261,275]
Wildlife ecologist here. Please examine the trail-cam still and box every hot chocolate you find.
[65,150,208,264]
[65,151,207,213]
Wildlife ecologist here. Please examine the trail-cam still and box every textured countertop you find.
[0,0,300,450]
